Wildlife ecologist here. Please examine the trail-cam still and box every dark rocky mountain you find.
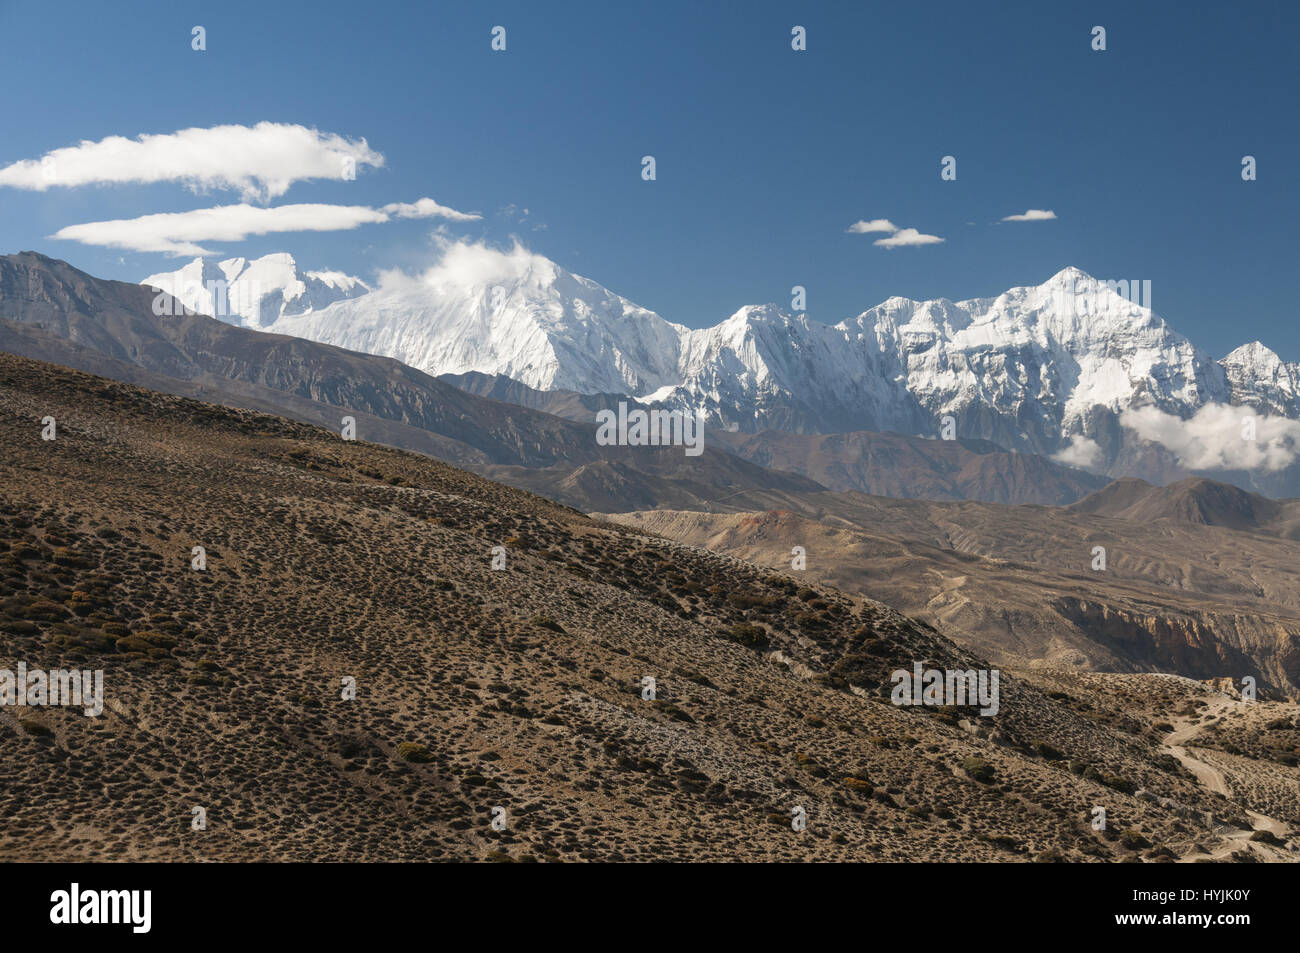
[709,428,1110,505]
[439,370,651,423]
[440,370,1110,505]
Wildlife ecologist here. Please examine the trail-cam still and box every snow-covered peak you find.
[305,269,368,293]
[260,242,683,395]
[141,252,368,327]
[1221,341,1300,416]
[1224,341,1284,371]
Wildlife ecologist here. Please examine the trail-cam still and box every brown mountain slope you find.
[3,352,1293,861]
[710,428,1110,504]
[1069,477,1299,537]
[603,488,1300,699]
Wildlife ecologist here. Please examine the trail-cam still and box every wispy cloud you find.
[0,123,383,201]
[52,198,481,255]
[874,227,944,248]
[847,218,944,248]
[381,197,480,222]
[846,218,898,234]
[498,203,548,232]
[1001,209,1057,222]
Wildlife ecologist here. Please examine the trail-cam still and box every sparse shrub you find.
[978,833,1021,852]
[1119,830,1151,850]
[961,757,996,784]
[1033,741,1064,761]
[1249,830,1284,846]
[18,718,51,737]
[652,700,693,723]
[726,621,769,649]
[396,742,434,763]
[22,599,67,622]
[843,776,872,794]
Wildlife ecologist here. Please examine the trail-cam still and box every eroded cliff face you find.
[1052,598,1300,698]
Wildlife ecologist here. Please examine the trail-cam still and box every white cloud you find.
[848,218,944,247]
[0,123,383,201]
[421,236,556,289]
[1001,209,1057,222]
[1121,403,1300,472]
[1051,434,1105,470]
[359,237,560,301]
[52,198,480,255]
[874,227,944,248]
[381,197,480,222]
[846,218,897,234]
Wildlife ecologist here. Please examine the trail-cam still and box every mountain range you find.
[139,249,1300,496]
[6,249,1300,860]
[0,251,1105,507]
[0,252,835,511]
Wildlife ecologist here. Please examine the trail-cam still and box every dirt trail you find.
[1160,693,1292,861]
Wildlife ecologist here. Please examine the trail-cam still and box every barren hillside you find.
[1,353,1295,862]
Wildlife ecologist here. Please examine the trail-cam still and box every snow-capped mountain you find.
[140,249,1300,480]
[667,304,924,435]
[235,243,684,396]
[1221,341,1300,418]
[142,253,368,328]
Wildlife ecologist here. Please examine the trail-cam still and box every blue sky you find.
[1,0,1297,359]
